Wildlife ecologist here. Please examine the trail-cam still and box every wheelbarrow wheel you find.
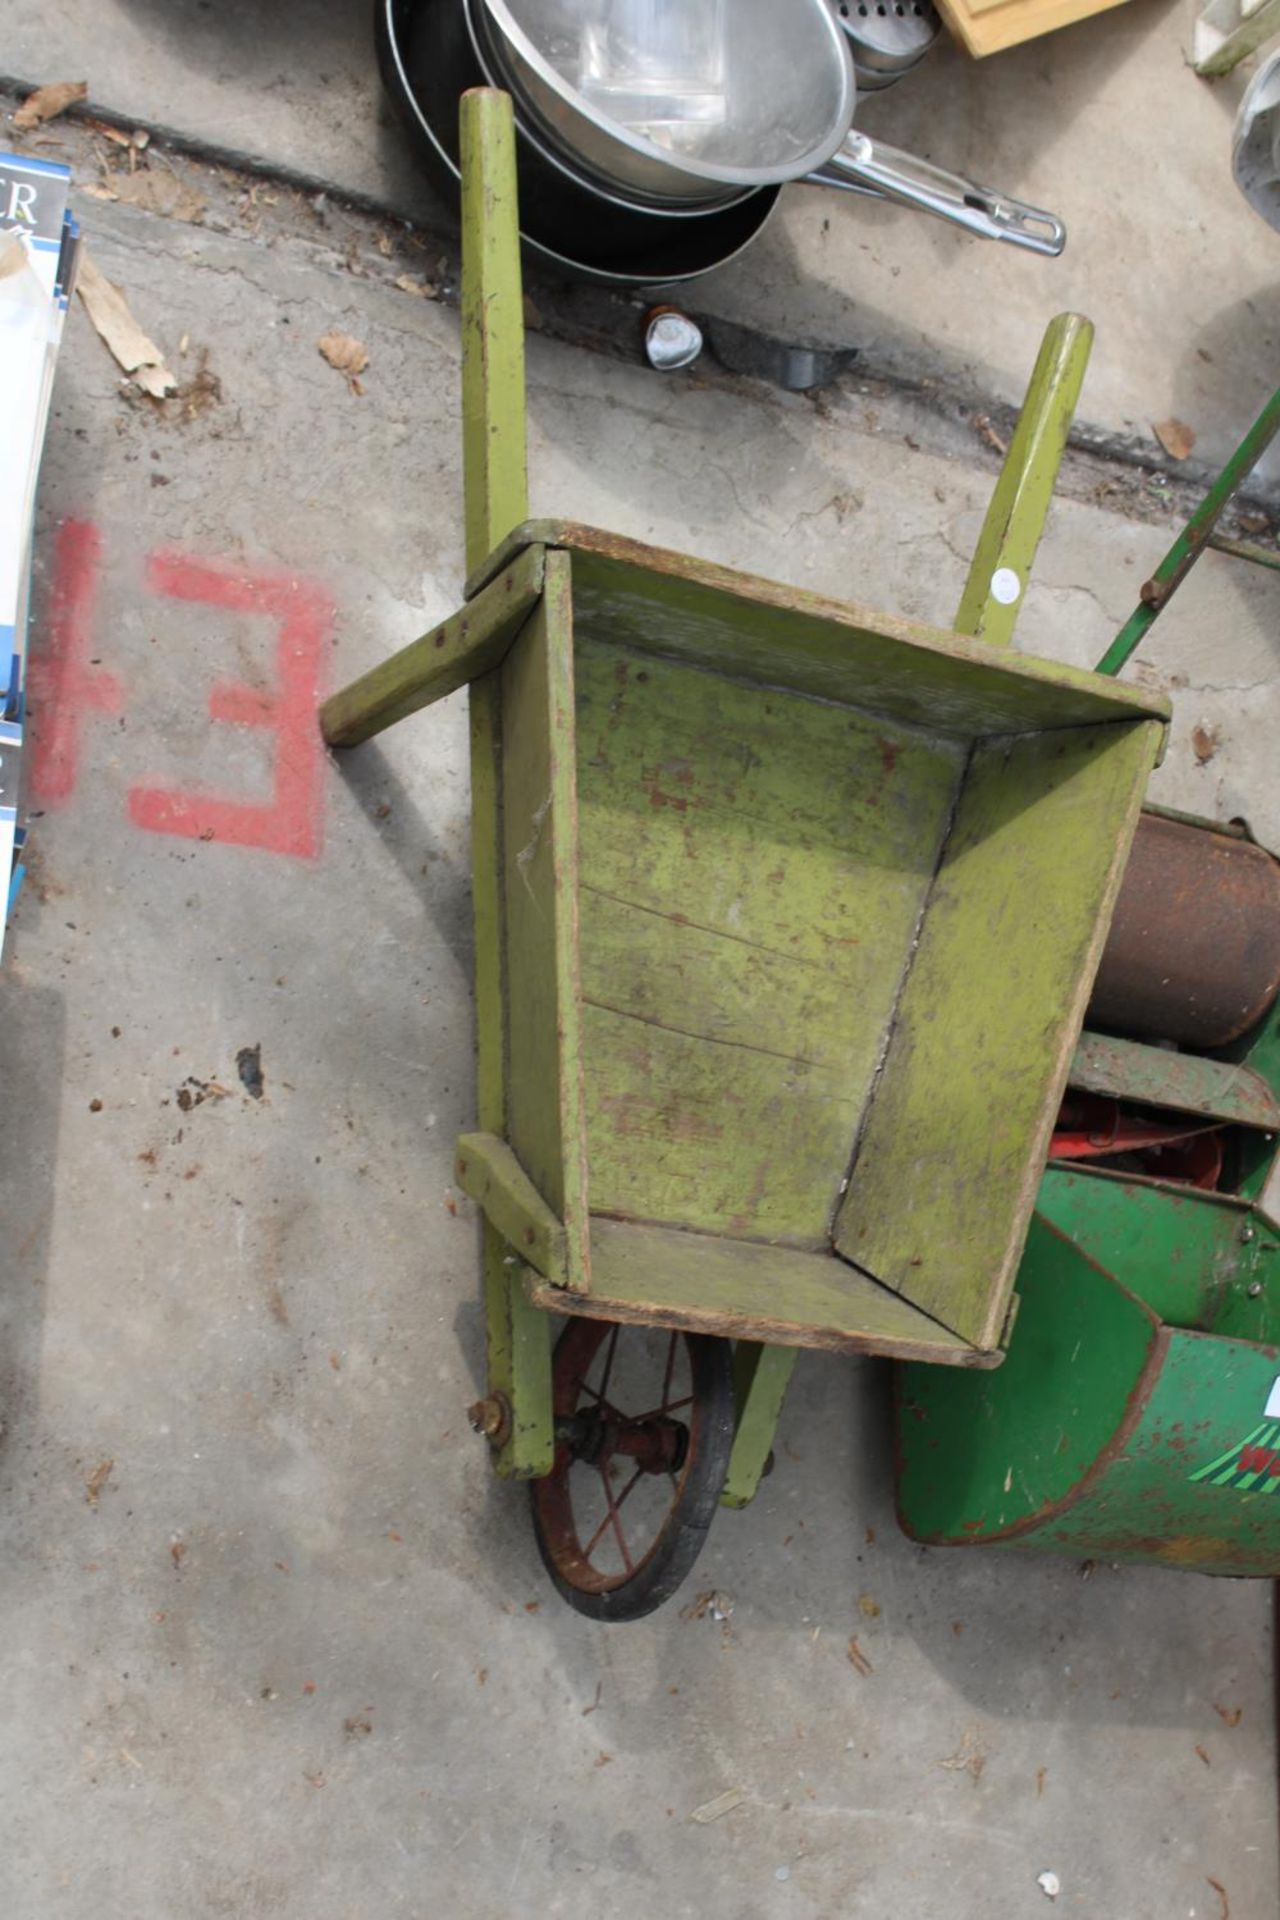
[530,1318,735,1622]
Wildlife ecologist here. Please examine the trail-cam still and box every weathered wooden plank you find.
[836,717,1163,1349]
[469,674,506,1143]
[467,520,1170,740]
[581,1005,858,1244]
[523,1219,993,1365]
[500,550,590,1291]
[476,668,553,1475]
[455,1131,568,1284]
[1068,1030,1280,1131]
[320,548,545,748]
[460,90,527,577]
[722,1343,799,1509]
[573,637,962,1243]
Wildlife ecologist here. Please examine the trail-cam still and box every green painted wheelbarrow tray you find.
[321,90,1168,1612]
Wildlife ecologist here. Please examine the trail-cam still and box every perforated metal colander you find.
[833,0,941,90]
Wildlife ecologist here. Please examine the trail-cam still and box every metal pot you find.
[474,0,1064,252]
[376,0,780,284]
[462,0,757,216]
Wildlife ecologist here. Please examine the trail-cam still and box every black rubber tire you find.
[530,1321,735,1623]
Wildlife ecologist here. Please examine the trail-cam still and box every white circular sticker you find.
[991,567,1022,606]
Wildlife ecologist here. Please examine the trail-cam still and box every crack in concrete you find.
[29,84,1280,563]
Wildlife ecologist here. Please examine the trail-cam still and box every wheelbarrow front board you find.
[456,519,1168,1365]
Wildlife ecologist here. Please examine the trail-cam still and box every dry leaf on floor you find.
[77,251,177,397]
[1206,1874,1229,1918]
[1154,417,1196,461]
[846,1635,873,1676]
[857,1593,881,1619]
[940,1727,987,1780]
[1192,723,1219,764]
[1213,1703,1243,1728]
[690,1788,746,1825]
[13,80,87,131]
[394,274,437,299]
[317,331,369,393]
[84,1458,114,1507]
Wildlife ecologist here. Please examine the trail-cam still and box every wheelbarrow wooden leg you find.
[954,311,1094,650]
[721,1342,799,1509]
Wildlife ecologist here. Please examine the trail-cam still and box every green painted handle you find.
[460,88,529,580]
[954,312,1093,651]
[1096,383,1280,677]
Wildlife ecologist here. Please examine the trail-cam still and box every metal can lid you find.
[644,306,703,373]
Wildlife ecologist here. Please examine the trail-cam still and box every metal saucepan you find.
[462,0,758,218]
[474,0,1065,253]
[377,0,782,284]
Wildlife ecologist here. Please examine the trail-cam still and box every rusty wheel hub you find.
[554,1406,690,1476]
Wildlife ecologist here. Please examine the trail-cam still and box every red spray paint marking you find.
[27,520,123,804]
[127,552,332,858]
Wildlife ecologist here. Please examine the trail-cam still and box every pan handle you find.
[807,131,1065,256]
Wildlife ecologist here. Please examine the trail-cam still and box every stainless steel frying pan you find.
[474,0,1065,253]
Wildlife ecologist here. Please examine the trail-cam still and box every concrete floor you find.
[2,9,1280,1917]
[7,0,1280,476]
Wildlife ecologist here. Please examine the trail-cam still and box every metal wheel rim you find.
[534,1321,704,1596]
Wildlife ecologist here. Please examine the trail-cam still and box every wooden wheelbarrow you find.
[321,89,1169,1618]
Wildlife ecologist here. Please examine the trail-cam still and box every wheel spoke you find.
[595,1462,635,1575]
[630,1394,694,1423]
[582,1464,645,1560]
